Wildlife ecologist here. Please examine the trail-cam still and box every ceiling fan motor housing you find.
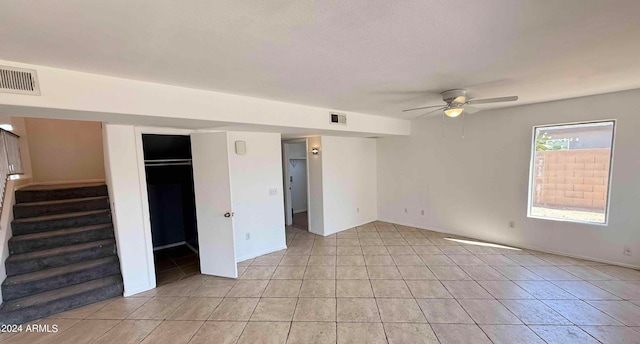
[441,89,467,105]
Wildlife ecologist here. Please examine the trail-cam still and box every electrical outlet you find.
[404,208,408,213]
[421,210,425,215]
[509,221,515,228]
[624,246,632,256]
[246,233,251,240]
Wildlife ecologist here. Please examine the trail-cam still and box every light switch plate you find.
[235,140,247,155]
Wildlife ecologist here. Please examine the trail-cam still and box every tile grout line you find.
[16,221,640,343]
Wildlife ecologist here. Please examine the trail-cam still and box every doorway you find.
[141,134,199,285]
[283,140,310,231]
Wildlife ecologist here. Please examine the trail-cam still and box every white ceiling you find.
[1,0,639,119]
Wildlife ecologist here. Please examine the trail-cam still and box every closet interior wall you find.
[142,134,198,252]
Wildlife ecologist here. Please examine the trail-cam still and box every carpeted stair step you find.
[5,239,117,276]
[0,275,123,326]
[15,184,108,204]
[11,209,112,236]
[13,196,110,219]
[2,256,121,301]
[9,224,115,255]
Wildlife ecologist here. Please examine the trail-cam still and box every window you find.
[528,120,615,224]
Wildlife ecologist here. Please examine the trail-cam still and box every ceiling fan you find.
[403,89,518,118]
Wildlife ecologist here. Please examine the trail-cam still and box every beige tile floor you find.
[3,221,640,343]
[153,245,200,286]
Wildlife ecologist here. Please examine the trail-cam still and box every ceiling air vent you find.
[0,65,41,96]
[330,112,347,125]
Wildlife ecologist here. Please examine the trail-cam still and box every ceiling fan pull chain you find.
[441,112,445,139]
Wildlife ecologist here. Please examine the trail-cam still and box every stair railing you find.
[0,129,23,209]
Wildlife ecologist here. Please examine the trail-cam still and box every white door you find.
[191,132,237,278]
[283,143,294,226]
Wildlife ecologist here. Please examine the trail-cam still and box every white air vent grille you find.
[330,112,347,125]
[0,65,41,95]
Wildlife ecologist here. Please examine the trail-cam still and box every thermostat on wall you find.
[235,140,247,155]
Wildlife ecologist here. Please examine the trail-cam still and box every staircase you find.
[0,183,123,325]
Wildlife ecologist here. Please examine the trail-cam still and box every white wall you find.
[227,132,287,261]
[103,125,288,294]
[288,143,307,158]
[26,118,105,183]
[307,137,324,235]
[377,89,640,268]
[321,136,377,236]
[8,117,33,178]
[0,177,32,304]
[0,117,33,304]
[103,124,155,296]
[0,59,410,137]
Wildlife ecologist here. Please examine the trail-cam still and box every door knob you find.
[224,212,234,218]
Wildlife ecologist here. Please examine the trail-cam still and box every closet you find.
[142,134,199,283]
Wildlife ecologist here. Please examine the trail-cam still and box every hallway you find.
[292,211,308,231]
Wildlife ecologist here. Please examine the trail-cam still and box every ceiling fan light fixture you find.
[444,107,464,118]
[402,88,518,119]
[453,95,466,104]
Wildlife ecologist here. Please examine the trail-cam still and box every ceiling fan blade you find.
[464,106,481,114]
[415,107,446,119]
[466,96,518,105]
[403,104,445,112]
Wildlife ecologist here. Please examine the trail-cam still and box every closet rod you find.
[144,159,192,163]
[145,162,192,167]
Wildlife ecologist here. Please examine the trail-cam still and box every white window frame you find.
[527,119,616,226]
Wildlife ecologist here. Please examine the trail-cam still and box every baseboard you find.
[153,241,186,251]
[309,228,324,236]
[378,217,640,270]
[322,217,377,237]
[516,243,640,270]
[124,283,155,297]
[236,244,288,263]
[185,242,199,254]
